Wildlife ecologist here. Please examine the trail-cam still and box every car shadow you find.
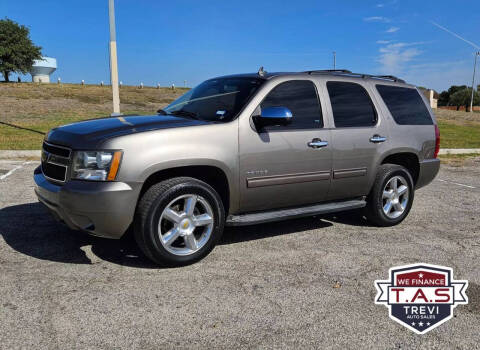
[0,202,157,268]
[0,202,365,268]
[322,209,376,227]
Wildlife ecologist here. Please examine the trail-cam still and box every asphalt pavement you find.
[0,160,479,349]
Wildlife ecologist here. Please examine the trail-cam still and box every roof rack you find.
[306,69,352,74]
[304,69,405,83]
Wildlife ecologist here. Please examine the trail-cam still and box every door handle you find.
[370,134,387,143]
[308,138,328,148]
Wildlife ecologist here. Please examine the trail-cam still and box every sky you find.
[2,0,480,92]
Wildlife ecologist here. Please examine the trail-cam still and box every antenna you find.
[258,66,266,77]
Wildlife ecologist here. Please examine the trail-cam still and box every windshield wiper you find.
[170,110,200,120]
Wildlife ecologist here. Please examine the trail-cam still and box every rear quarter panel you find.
[368,81,437,163]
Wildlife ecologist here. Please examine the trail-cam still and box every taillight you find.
[434,124,440,158]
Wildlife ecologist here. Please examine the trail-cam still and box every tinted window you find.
[327,81,377,127]
[376,85,433,125]
[164,77,264,122]
[261,80,323,129]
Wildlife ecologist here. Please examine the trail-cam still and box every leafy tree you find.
[448,85,467,96]
[438,85,471,107]
[449,87,480,111]
[438,91,450,106]
[0,18,42,82]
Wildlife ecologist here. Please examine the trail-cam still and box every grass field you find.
[0,82,187,149]
[0,82,479,150]
[434,109,480,148]
[438,153,480,167]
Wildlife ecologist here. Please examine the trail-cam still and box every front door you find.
[324,80,390,200]
[239,79,332,212]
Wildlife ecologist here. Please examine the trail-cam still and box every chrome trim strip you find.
[333,167,367,179]
[42,142,72,183]
[42,168,67,183]
[46,160,68,167]
[247,171,331,188]
[43,141,72,158]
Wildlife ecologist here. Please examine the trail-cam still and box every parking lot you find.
[0,159,479,349]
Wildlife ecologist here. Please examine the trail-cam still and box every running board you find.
[226,198,366,226]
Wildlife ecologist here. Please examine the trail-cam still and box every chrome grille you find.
[41,142,71,182]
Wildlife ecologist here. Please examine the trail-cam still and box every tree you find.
[448,85,467,95]
[438,85,469,107]
[438,91,450,106]
[449,87,480,111]
[0,18,42,82]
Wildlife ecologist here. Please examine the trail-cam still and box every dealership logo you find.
[375,263,468,334]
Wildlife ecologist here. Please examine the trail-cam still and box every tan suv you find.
[34,69,440,266]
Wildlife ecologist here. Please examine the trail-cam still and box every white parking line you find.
[0,161,33,180]
[437,179,476,189]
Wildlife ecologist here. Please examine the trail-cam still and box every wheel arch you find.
[138,164,232,215]
[380,152,420,185]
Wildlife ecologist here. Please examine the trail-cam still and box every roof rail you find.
[305,69,352,74]
[374,75,405,83]
[303,70,405,83]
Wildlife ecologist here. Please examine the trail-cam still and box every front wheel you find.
[365,164,414,227]
[134,177,225,266]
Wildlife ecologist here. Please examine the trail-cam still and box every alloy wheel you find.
[158,194,214,256]
[382,175,409,219]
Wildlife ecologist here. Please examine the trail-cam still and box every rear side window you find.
[376,85,433,125]
[327,81,377,127]
[261,80,323,129]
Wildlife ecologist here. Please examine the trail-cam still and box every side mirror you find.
[253,106,293,128]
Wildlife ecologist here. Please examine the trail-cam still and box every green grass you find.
[438,153,480,166]
[0,111,102,149]
[437,120,480,148]
[0,82,186,149]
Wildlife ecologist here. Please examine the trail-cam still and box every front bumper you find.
[416,158,440,189]
[34,166,141,239]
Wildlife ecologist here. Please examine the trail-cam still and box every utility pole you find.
[333,51,336,70]
[109,0,121,116]
[470,51,479,113]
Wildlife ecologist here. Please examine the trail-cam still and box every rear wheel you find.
[365,164,414,226]
[134,177,225,266]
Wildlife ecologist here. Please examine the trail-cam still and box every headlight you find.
[72,151,122,181]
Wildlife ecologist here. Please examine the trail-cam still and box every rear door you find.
[238,79,332,212]
[325,80,390,200]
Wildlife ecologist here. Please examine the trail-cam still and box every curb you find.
[438,149,480,155]
[0,150,41,159]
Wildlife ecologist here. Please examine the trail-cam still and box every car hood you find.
[45,114,209,148]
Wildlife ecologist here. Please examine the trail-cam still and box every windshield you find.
[164,77,265,122]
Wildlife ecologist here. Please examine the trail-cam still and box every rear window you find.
[376,85,433,125]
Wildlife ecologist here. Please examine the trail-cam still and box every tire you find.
[365,164,414,227]
[134,177,225,266]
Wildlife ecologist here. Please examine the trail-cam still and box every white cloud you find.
[363,16,390,23]
[402,61,472,91]
[386,26,399,33]
[375,42,471,91]
[377,0,397,7]
[378,42,422,74]
[376,40,391,44]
